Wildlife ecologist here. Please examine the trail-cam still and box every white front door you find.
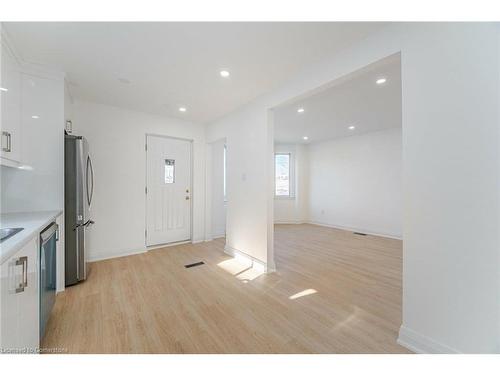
[146,135,192,246]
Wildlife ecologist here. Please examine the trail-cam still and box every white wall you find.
[71,99,206,261]
[210,138,226,238]
[206,23,500,353]
[308,128,402,238]
[399,24,498,354]
[206,107,273,268]
[273,143,308,224]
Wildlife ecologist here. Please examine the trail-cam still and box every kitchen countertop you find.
[0,210,63,264]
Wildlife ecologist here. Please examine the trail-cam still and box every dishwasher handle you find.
[41,222,58,244]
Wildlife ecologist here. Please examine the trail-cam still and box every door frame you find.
[204,137,227,242]
[144,133,194,248]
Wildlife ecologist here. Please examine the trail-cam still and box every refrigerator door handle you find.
[73,219,94,230]
[86,155,94,207]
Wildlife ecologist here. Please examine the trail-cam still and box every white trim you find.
[1,26,22,66]
[203,235,225,242]
[88,248,147,263]
[2,27,65,81]
[267,110,276,274]
[224,245,273,273]
[204,137,228,243]
[148,240,191,249]
[211,232,226,239]
[307,220,402,240]
[274,220,306,225]
[88,238,200,262]
[397,326,461,354]
[21,62,66,82]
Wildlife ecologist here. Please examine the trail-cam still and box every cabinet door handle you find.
[1,131,11,152]
[15,256,27,293]
[22,256,28,288]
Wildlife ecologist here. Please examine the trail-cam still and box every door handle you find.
[2,131,11,152]
[15,256,28,293]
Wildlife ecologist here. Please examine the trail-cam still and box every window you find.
[275,153,291,196]
[164,159,175,184]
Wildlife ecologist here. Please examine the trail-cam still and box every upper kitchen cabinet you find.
[1,40,22,163]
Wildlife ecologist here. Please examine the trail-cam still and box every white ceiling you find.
[274,54,401,144]
[3,22,386,124]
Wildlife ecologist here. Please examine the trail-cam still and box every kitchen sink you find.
[0,227,24,242]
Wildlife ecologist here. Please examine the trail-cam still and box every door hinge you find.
[145,143,147,151]
[145,187,147,194]
[145,229,147,238]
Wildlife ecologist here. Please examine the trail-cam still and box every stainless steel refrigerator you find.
[64,133,94,286]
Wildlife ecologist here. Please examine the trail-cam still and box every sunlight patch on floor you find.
[217,256,264,282]
[235,267,263,282]
[331,306,360,332]
[289,289,318,300]
[217,258,251,275]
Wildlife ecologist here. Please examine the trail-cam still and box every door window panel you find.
[165,159,175,184]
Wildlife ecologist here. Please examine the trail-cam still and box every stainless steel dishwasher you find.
[39,222,58,340]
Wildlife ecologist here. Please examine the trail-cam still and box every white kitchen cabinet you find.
[0,237,39,353]
[0,251,19,351]
[0,40,22,163]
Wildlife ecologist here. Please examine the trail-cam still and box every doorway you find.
[210,138,227,240]
[145,134,192,246]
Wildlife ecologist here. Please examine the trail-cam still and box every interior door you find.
[146,135,192,246]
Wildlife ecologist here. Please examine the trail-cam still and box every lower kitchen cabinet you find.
[0,237,39,353]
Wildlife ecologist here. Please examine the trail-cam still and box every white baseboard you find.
[148,240,192,249]
[88,239,196,262]
[274,220,306,224]
[397,325,461,354]
[224,245,271,273]
[307,221,403,240]
[88,248,147,262]
[266,259,277,273]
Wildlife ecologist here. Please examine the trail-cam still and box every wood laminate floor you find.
[42,224,409,353]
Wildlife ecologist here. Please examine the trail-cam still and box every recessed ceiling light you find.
[31,115,40,119]
[303,136,309,140]
[118,78,131,84]
[179,107,187,112]
[0,87,8,92]
[376,77,387,85]
[297,108,305,113]
[220,70,230,78]
[348,125,355,130]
